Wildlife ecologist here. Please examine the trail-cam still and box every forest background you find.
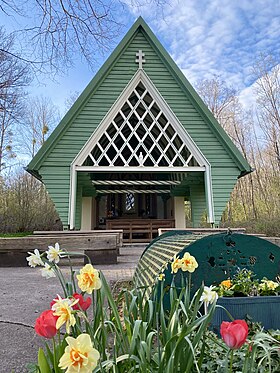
[0,0,280,236]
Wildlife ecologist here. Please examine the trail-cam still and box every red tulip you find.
[35,310,58,339]
[72,292,92,311]
[220,320,248,349]
[50,293,91,311]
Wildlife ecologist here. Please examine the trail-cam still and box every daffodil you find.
[181,252,198,273]
[76,264,101,294]
[171,255,182,274]
[46,242,64,263]
[200,285,218,307]
[157,273,165,281]
[40,263,56,279]
[51,295,79,333]
[59,333,100,373]
[26,249,44,267]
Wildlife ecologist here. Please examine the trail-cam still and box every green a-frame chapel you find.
[27,17,251,239]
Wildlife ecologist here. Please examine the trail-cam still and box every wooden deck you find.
[106,219,175,243]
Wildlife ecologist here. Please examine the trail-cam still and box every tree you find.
[252,54,280,172]
[196,75,238,128]
[64,90,80,112]
[0,170,61,233]
[0,0,167,74]
[0,28,30,173]
[195,76,259,223]
[20,96,60,158]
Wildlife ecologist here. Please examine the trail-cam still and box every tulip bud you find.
[72,293,92,311]
[35,310,58,339]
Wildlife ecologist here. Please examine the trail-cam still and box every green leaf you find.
[26,363,40,373]
[38,348,52,373]
[45,342,54,365]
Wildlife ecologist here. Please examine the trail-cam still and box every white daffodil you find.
[26,249,44,267]
[46,242,64,264]
[200,285,218,307]
[41,263,56,279]
[157,273,165,281]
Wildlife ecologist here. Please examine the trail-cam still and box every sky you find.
[128,0,280,109]
[2,0,280,132]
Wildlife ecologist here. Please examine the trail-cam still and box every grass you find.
[0,232,32,237]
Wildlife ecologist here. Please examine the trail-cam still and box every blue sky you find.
[33,0,280,114]
[2,0,280,115]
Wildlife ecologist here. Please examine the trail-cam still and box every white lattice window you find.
[82,81,200,168]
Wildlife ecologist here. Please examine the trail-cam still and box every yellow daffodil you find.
[220,279,232,288]
[26,249,44,267]
[181,252,198,273]
[158,273,165,281]
[59,333,100,373]
[47,242,64,264]
[171,255,182,274]
[76,264,101,294]
[51,295,79,334]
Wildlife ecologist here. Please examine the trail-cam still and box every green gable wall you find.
[190,184,206,227]
[28,20,249,228]
[39,165,70,226]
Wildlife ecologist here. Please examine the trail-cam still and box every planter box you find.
[212,296,280,333]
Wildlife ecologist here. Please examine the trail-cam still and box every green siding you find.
[29,21,250,228]
[190,184,206,227]
[40,165,70,227]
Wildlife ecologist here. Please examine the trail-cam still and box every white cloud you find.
[24,0,280,116]
[127,0,280,95]
[239,85,256,110]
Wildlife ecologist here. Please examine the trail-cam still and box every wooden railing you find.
[106,219,175,243]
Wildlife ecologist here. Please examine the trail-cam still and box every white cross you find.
[135,50,146,69]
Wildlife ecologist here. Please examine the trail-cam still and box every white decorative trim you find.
[205,165,215,224]
[92,180,181,186]
[72,70,208,168]
[75,166,205,172]
[69,165,77,229]
[96,188,170,194]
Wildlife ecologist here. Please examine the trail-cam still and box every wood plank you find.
[33,230,124,247]
[0,234,118,266]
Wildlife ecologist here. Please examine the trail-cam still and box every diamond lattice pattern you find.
[83,82,200,168]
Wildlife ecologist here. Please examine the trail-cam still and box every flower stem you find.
[53,263,67,296]
[52,337,59,373]
[188,272,191,302]
[230,349,233,373]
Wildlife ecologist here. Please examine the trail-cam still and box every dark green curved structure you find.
[134,231,280,298]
